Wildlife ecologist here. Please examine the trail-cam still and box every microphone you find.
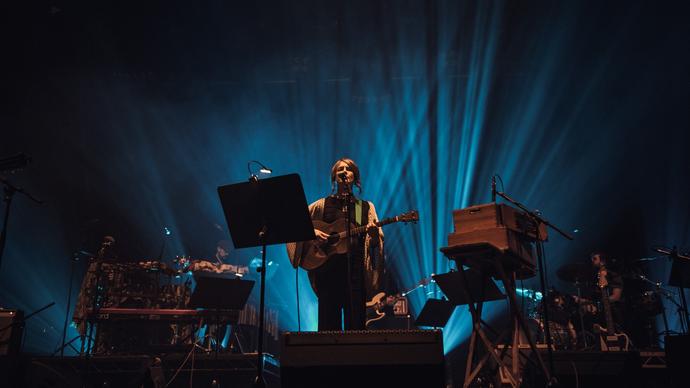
[491,175,496,202]
[338,171,348,182]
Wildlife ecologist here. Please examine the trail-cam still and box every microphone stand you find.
[250,173,268,388]
[58,251,84,357]
[342,181,355,331]
[494,189,573,383]
[0,176,43,272]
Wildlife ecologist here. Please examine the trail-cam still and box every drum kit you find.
[517,256,676,350]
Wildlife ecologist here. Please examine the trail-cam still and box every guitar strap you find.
[355,199,363,225]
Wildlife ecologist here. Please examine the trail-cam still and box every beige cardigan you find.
[286,197,385,298]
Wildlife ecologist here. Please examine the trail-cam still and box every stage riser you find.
[1,354,280,388]
[522,351,668,388]
[281,330,445,388]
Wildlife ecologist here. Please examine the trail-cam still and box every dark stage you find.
[1,0,688,387]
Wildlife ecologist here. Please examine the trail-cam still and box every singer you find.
[287,158,384,331]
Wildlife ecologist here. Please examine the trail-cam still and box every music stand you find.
[415,298,455,328]
[190,274,254,355]
[190,274,255,311]
[667,250,690,334]
[433,270,504,306]
[217,173,314,387]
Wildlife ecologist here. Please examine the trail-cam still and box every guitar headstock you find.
[397,210,419,224]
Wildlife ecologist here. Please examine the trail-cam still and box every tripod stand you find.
[440,245,550,387]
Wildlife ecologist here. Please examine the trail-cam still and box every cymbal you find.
[556,263,593,284]
[636,256,662,262]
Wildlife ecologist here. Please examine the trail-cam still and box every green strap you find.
[355,199,363,225]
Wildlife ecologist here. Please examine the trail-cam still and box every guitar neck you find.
[600,285,616,335]
[349,216,399,236]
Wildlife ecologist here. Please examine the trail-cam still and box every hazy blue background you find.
[2,1,687,374]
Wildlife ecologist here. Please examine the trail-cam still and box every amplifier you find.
[281,329,445,388]
[0,309,23,356]
[666,334,690,387]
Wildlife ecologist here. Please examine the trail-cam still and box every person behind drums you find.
[573,252,625,334]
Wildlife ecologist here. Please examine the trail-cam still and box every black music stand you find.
[217,173,314,388]
[190,274,255,311]
[415,298,455,329]
[667,251,690,334]
[433,269,504,306]
[190,273,255,354]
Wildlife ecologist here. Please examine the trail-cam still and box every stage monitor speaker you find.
[281,329,445,388]
[666,334,690,388]
[0,309,23,356]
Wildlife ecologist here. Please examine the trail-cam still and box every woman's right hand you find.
[314,229,329,243]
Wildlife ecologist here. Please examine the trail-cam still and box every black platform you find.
[1,353,280,388]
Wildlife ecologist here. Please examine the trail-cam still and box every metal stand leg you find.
[460,261,546,388]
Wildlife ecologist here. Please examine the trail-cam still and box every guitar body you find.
[365,292,387,327]
[365,292,408,328]
[594,324,630,351]
[299,219,354,270]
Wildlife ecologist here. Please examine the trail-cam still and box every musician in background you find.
[575,252,625,332]
[214,239,232,266]
[288,158,384,331]
[186,240,248,276]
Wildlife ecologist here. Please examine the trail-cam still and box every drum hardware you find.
[635,256,664,262]
[556,263,594,349]
[655,245,690,333]
[515,287,542,301]
[633,273,684,340]
[572,279,589,349]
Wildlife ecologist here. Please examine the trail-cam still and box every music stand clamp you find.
[217,173,314,388]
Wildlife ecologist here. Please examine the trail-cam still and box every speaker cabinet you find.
[281,329,445,388]
[666,334,690,388]
[0,309,23,356]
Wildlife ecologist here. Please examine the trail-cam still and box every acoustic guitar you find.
[294,210,418,270]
